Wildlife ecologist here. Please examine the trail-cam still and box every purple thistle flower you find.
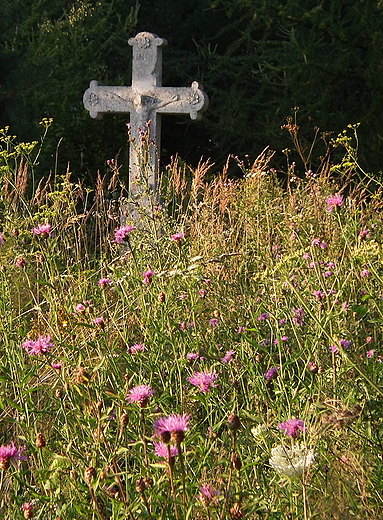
[257,312,270,322]
[293,308,305,326]
[15,256,28,268]
[130,343,145,354]
[143,269,156,284]
[278,418,306,438]
[153,414,190,444]
[221,350,236,364]
[326,193,344,212]
[94,316,105,329]
[360,269,370,277]
[171,231,184,241]
[31,223,54,238]
[366,349,375,359]
[313,290,326,302]
[153,441,179,460]
[323,270,333,278]
[98,277,112,288]
[198,483,221,507]
[22,335,53,355]
[186,352,200,361]
[20,503,33,514]
[330,344,340,354]
[264,366,280,381]
[126,385,155,407]
[51,363,62,371]
[113,225,135,244]
[0,441,27,470]
[340,339,352,349]
[209,318,219,328]
[187,370,218,393]
[279,318,286,326]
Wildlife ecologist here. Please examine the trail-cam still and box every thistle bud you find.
[84,466,96,483]
[120,413,129,427]
[231,454,242,471]
[228,414,241,432]
[35,433,46,449]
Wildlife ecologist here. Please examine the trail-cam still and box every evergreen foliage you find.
[1,0,383,178]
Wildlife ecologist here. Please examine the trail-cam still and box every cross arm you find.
[83,80,134,120]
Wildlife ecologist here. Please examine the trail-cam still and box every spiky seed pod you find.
[231,454,242,471]
[35,433,46,449]
[228,414,241,432]
[84,467,97,483]
[158,291,166,303]
[120,413,129,427]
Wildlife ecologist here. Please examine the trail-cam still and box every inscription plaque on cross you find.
[83,31,208,222]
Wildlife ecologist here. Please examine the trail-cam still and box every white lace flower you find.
[269,444,315,478]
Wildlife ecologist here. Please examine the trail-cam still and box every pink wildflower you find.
[143,269,155,284]
[15,256,28,268]
[22,335,53,355]
[51,363,62,371]
[326,193,344,212]
[264,366,280,381]
[0,441,27,470]
[366,349,375,359]
[153,441,179,460]
[221,350,236,364]
[20,502,33,514]
[126,385,155,407]
[199,289,207,297]
[153,414,190,444]
[94,316,105,329]
[278,418,306,438]
[198,483,221,507]
[330,344,340,354]
[130,343,145,354]
[187,352,200,361]
[113,225,135,244]
[360,269,370,277]
[75,303,86,314]
[171,231,184,241]
[293,308,305,326]
[98,277,112,288]
[187,370,218,393]
[209,318,219,328]
[0,232,4,247]
[31,223,54,238]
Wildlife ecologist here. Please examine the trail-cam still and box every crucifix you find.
[83,32,209,222]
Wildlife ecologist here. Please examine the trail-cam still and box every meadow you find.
[0,121,382,519]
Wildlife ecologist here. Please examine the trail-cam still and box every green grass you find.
[0,125,383,519]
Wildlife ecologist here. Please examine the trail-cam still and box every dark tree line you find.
[1,0,383,181]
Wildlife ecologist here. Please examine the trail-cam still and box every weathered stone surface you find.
[83,32,208,222]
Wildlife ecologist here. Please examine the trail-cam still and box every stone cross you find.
[83,32,208,222]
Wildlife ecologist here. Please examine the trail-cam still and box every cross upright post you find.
[83,32,208,223]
